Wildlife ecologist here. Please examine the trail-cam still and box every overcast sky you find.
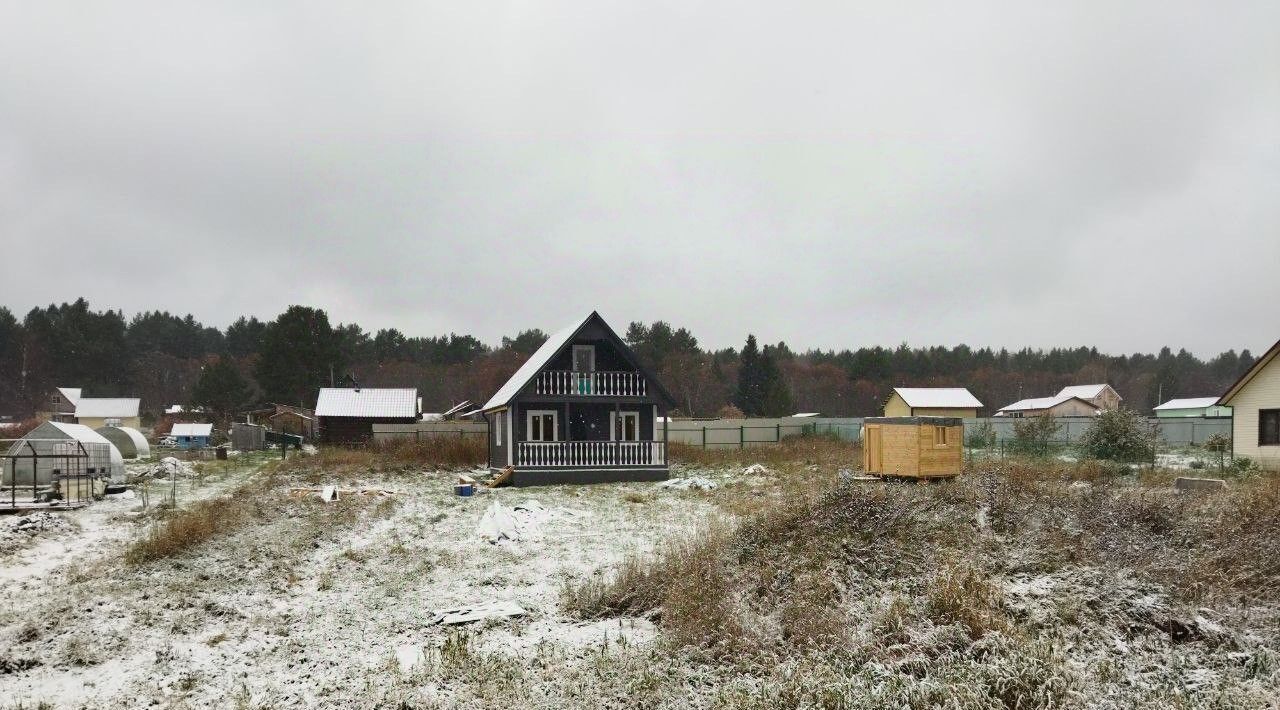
[1,2,1276,357]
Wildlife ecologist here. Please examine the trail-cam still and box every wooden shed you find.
[862,416,963,479]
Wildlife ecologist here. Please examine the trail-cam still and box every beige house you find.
[1218,338,1280,471]
[995,394,1101,418]
[883,388,983,418]
[1056,384,1122,411]
[74,398,141,430]
[36,387,81,423]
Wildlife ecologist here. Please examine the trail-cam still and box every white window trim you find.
[572,344,596,373]
[612,411,640,441]
[526,410,558,442]
[495,412,504,447]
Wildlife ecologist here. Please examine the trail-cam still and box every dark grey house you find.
[481,312,675,486]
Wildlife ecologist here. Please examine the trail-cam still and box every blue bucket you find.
[454,483,474,497]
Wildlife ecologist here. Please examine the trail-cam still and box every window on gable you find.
[1261,409,1280,447]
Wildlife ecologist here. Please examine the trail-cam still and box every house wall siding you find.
[1227,355,1280,470]
[883,393,910,417]
[77,416,142,430]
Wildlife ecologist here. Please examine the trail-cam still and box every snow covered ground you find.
[2,452,1276,708]
[0,457,721,708]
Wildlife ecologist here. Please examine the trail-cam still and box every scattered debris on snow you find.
[0,512,75,555]
[477,500,521,543]
[658,477,717,491]
[321,485,338,503]
[432,600,526,625]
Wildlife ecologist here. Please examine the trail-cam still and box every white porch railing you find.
[534,370,647,397]
[517,441,666,467]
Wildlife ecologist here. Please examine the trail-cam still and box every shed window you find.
[495,412,504,447]
[1261,409,1280,447]
[935,426,949,446]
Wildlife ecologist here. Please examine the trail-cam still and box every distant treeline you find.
[0,298,1256,420]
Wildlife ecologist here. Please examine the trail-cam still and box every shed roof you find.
[1154,397,1223,411]
[171,423,214,437]
[893,387,983,409]
[315,388,419,418]
[74,398,140,418]
[1056,384,1117,400]
[481,311,676,412]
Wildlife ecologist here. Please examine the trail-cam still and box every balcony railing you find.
[517,440,666,467]
[534,370,647,397]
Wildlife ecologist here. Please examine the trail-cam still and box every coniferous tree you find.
[736,335,764,415]
[253,306,341,406]
[759,347,794,417]
[190,357,253,420]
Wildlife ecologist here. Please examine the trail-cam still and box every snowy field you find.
[1,447,1278,709]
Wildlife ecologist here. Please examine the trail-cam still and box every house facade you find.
[36,387,81,423]
[481,312,676,486]
[883,388,982,418]
[315,388,419,445]
[1218,339,1280,471]
[1057,384,1122,411]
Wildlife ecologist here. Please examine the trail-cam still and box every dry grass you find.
[565,462,1280,668]
[279,436,486,477]
[669,434,858,469]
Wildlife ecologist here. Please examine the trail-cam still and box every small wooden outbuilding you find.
[862,416,963,479]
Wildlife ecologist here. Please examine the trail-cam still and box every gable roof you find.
[481,311,676,411]
[1154,397,1223,411]
[893,387,983,409]
[171,423,214,437]
[996,394,1100,414]
[315,388,419,418]
[56,387,82,406]
[1056,384,1117,400]
[1219,338,1280,406]
[75,398,140,418]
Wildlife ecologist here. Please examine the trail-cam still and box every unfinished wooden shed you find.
[862,416,963,479]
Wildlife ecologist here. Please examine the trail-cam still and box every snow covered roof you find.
[1154,397,1223,411]
[1056,384,1116,400]
[996,394,1099,414]
[74,398,140,418]
[171,423,213,437]
[57,387,82,406]
[893,387,983,409]
[482,315,592,411]
[790,412,820,418]
[481,311,675,412]
[315,388,419,418]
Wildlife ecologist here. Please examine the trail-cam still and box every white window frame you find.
[572,344,596,373]
[613,411,640,442]
[526,410,558,442]
[494,411,504,447]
